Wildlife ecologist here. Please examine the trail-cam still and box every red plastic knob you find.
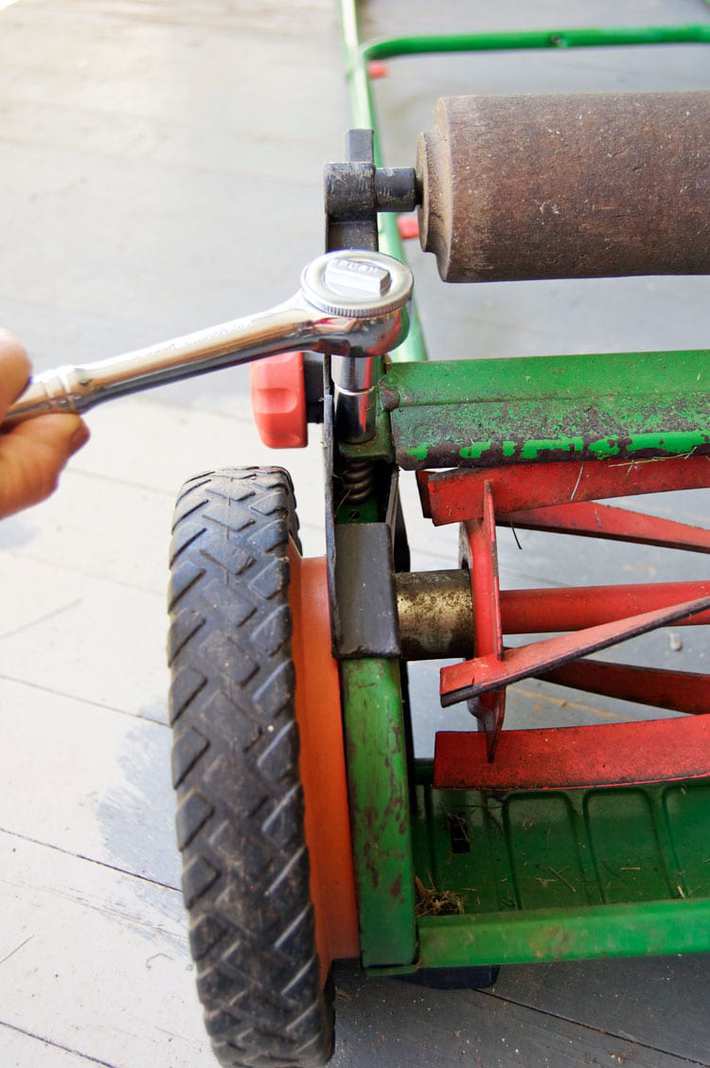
[250,351,308,449]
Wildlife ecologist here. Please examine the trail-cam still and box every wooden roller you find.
[417,91,710,282]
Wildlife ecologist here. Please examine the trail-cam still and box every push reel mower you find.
[6,5,710,1066]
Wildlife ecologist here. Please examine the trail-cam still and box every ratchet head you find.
[300,250,413,358]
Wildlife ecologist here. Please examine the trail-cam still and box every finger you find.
[0,414,89,518]
[0,330,31,413]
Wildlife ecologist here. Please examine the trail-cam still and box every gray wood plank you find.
[1,1021,117,1067]
[0,0,345,415]
[0,472,170,596]
[70,398,327,551]
[0,833,213,1068]
[330,962,709,1068]
[0,677,179,888]
[493,957,710,1067]
[0,554,169,721]
[363,0,710,36]
[0,399,326,582]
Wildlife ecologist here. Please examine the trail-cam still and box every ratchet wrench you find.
[3,250,413,428]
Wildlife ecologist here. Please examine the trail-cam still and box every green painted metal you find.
[365,25,710,61]
[418,899,710,969]
[381,350,710,469]
[406,778,710,969]
[340,659,417,967]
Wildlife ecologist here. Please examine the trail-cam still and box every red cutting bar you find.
[537,659,709,715]
[441,594,710,706]
[433,717,710,790]
[464,483,506,758]
[500,500,710,553]
[418,455,710,526]
[501,581,710,634]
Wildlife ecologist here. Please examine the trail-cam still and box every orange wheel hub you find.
[288,545,359,979]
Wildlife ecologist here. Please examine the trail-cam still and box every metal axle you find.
[395,570,710,661]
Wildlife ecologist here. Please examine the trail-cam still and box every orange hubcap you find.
[288,544,359,980]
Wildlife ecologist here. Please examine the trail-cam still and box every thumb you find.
[0,414,90,518]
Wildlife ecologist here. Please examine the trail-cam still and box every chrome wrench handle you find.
[4,250,413,427]
[5,303,315,424]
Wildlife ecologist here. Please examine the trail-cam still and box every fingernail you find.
[69,423,90,455]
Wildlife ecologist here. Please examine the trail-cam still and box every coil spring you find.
[341,458,375,506]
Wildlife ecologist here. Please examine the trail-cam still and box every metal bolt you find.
[324,256,391,298]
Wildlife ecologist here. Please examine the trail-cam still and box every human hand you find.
[0,330,89,518]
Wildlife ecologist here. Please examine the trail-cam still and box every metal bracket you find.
[334,522,400,658]
[324,129,417,252]
[323,128,413,659]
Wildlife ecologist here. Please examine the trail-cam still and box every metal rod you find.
[331,354,378,443]
[395,570,472,660]
[395,571,710,661]
[501,500,710,553]
[434,716,710,792]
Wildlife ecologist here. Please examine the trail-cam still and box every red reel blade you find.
[434,717,710,791]
[441,595,710,706]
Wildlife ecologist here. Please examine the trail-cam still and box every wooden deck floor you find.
[0,1,709,1066]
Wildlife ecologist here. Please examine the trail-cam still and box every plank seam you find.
[0,1017,119,1068]
[0,826,180,895]
[0,598,83,642]
[476,987,710,1066]
[0,672,169,729]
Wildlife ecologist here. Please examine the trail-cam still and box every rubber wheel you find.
[167,467,334,1068]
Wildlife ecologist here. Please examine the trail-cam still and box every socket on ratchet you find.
[3,250,413,430]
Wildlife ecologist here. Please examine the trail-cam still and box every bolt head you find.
[301,250,413,319]
[324,256,391,298]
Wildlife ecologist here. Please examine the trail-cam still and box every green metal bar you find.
[340,659,418,967]
[417,898,710,967]
[386,349,710,408]
[382,349,710,468]
[364,25,710,61]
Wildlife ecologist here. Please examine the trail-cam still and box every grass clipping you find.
[415,876,465,918]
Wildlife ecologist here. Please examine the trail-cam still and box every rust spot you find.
[362,841,380,890]
[400,438,710,471]
[362,805,377,832]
